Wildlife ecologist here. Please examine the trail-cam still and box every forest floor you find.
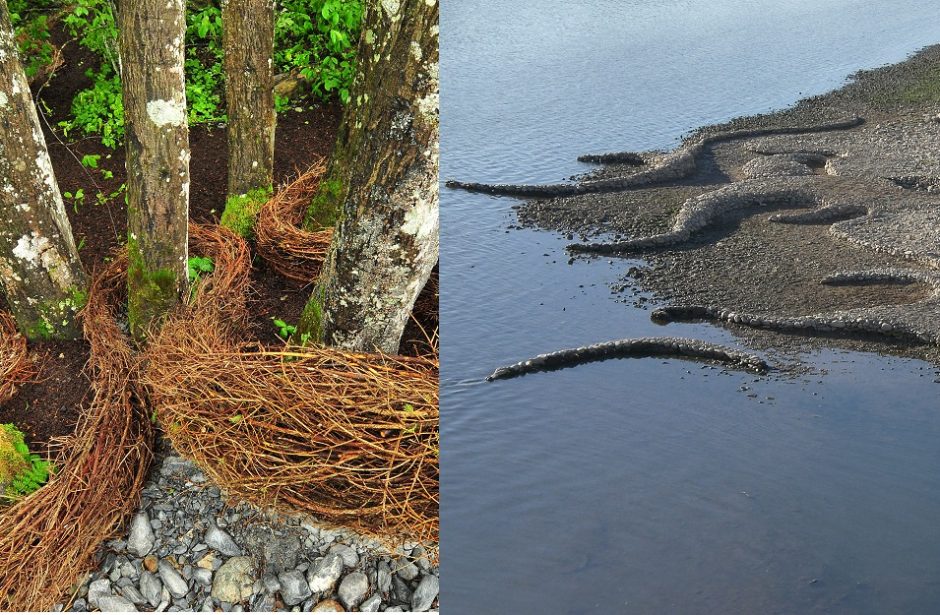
[1,35,435,453]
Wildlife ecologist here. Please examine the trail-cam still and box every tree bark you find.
[120,0,190,341]
[219,0,276,238]
[297,0,439,354]
[0,0,87,340]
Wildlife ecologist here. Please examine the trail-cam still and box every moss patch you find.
[303,176,344,230]
[220,187,272,239]
[127,237,181,341]
[297,285,326,343]
[1,423,51,501]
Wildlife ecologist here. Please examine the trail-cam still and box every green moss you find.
[1,423,52,501]
[297,285,326,343]
[220,186,272,239]
[127,236,181,341]
[897,66,940,105]
[21,284,88,340]
[303,176,344,230]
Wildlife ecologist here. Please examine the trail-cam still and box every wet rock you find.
[211,556,256,604]
[127,512,155,557]
[205,524,242,557]
[158,560,190,599]
[337,572,369,610]
[411,574,439,612]
[306,553,344,593]
[278,570,312,606]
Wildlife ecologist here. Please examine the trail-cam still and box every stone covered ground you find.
[56,444,439,613]
[506,44,940,365]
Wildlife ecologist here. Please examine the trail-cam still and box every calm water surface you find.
[440,2,940,612]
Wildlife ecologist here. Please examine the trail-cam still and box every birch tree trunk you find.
[120,0,190,341]
[219,0,276,238]
[0,0,87,340]
[297,0,439,353]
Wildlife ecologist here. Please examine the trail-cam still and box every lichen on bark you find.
[297,0,439,353]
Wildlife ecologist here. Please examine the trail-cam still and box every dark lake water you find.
[440,1,940,613]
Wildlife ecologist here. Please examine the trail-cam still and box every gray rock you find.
[97,596,138,612]
[117,584,147,606]
[261,573,281,594]
[411,575,439,612]
[139,571,164,607]
[278,570,312,606]
[359,593,382,612]
[87,579,112,609]
[337,572,369,611]
[193,568,213,586]
[128,512,156,557]
[306,553,344,593]
[395,561,420,582]
[251,593,276,612]
[328,544,359,569]
[211,556,256,604]
[412,545,432,571]
[72,598,87,611]
[205,524,242,557]
[158,560,190,599]
[199,597,215,612]
[391,575,412,604]
[384,607,404,613]
[376,561,392,595]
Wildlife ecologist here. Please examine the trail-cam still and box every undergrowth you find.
[0,423,52,501]
[11,0,362,149]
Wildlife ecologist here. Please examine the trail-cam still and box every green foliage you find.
[187,255,214,283]
[12,0,363,149]
[8,0,57,80]
[272,317,297,339]
[303,176,344,229]
[1,423,52,500]
[276,0,362,104]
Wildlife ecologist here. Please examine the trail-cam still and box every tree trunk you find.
[297,0,439,353]
[219,0,276,238]
[120,0,190,341]
[0,0,87,340]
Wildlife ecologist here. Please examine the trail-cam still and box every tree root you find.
[486,336,769,381]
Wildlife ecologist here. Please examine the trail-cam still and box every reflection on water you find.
[441,1,940,612]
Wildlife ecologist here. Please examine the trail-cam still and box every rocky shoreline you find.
[454,43,940,365]
[55,445,439,613]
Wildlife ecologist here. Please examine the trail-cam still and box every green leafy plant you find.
[187,255,214,283]
[272,317,297,339]
[1,423,52,500]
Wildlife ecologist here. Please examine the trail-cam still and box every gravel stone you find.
[278,570,312,606]
[87,579,111,609]
[328,543,359,569]
[127,512,156,557]
[310,599,345,612]
[205,524,242,557]
[306,553,344,593]
[158,560,190,599]
[337,572,370,610]
[211,556,256,604]
[97,596,138,612]
[359,593,382,612]
[411,574,439,612]
[139,571,164,607]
